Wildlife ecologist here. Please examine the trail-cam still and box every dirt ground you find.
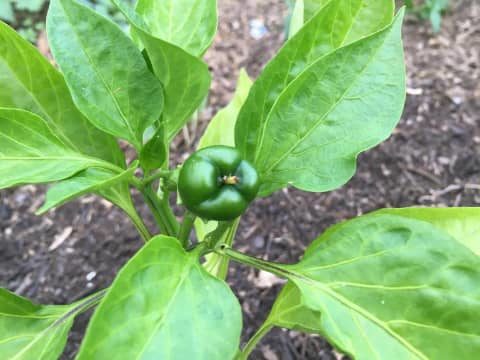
[1,0,479,359]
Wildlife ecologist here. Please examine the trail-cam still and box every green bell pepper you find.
[178,145,260,220]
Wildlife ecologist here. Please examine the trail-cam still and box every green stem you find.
[205,221,235,248]
[54,289,108,329]
[142,169,172,186]
[142,185,179,236]
[237,324,274,360]
[126,208,151,242]
[215,246,291,279]
[177,211,196,248]
[215,220,240,279]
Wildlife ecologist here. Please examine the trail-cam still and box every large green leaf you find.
[135,0,218,56]
[0,289,73,360]
[237,10,405,196]
[266,213,480,359]
[46,0,164,149]
[0,108,121,189]
[142,38,211,141]
[77,236,242,359]
[304,0,394,28]
[112,0,211,141]
[0,20,123,166]
[0,288,105,360]
[236,0,395,165]
[375,207,480,255]
[37,167,136,214]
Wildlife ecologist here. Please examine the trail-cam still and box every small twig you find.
[405,166,443,185]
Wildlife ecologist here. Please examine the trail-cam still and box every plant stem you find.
[237,324,274,360]
[54,289,108,329]
[142,169,172,186]
[215,246,291,279]
[214,219,240,279]
[126,209,151,242]
[177,211,196,248]
[141,185,179,236]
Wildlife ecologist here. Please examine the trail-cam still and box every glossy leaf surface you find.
[236,0,395,164]
[0,289,75,360]
[135,0,218,56]
[238,11,404,195]
[376,207,480,255]
[37,167,135,214]
[77,236,242,359]
[0,20,123,166]
[236,2,399,196]
[47,0,163,149]
[304,0,394,28]
[113,0,211,141]
[0,108,119,189]
[269,214,480,359]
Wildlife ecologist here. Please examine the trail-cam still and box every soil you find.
[1,0,479,359]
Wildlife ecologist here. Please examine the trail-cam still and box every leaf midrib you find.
[251,0,365,165]
[257,24,393,177]
[134,251,195,359]
[292,271,428,360]
[56,0,138,146]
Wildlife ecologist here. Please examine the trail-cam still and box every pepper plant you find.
[1,0,479,359]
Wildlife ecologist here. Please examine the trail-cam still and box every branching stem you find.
[141,185,179,237]
[177,211,196,248]
[142,169,172,186]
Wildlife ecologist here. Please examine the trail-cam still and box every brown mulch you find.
[1,0,479,359]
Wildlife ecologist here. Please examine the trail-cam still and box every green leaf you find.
[198,69,252,149]
[304,0,394,27]
[266,282,321,333]
[37,166,136,214]
[46,0,164,149]
[288,0,304,39]
[0,108,121,189]
[236,0,395,167]
[0,288,105,360]
[135,0,218,56]
[375,207,480,255]
[237,9,405,196]
[77,236,242,359]
[0,20,123,166]
[139,125,167,171]
[0,289,73,360]
[142,38,211,141]
[112,0,211,141]
[269,213,480,359]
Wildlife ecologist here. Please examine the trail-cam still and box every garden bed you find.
[0,0,479,358]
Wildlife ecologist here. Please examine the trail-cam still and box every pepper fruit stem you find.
[223,175,239,185]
